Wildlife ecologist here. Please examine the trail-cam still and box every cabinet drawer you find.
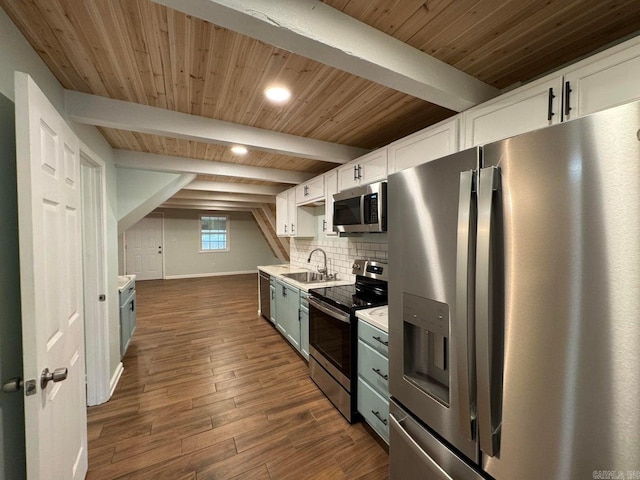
[358,377,389,444]
[358,320,388,357]
[358,340,389,397]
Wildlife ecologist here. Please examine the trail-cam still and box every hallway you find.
[86,274,388,479]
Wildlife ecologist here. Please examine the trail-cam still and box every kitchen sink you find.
[281,271,328,284]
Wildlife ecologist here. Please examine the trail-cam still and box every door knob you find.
[40,367,68,389]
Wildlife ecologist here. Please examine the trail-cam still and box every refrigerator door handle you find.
[455,170,477,440]
[476,166,502,457]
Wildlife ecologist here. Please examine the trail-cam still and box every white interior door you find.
[125,215,164,280]
[15,72,88,480]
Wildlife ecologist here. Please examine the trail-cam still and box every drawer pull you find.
[372,368,388,380]
[371,410,388,425]
[372,335,389,347]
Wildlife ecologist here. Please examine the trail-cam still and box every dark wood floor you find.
[86,274,389,479]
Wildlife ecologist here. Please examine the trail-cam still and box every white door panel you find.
[15,72,88,480]
[125,215,163,280]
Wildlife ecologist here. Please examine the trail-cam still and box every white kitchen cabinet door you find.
[337,148,387,191]
[463,74,563,148]
[323,169,338,236]
[296,175,325,205]
[563,36,640,121]
[388,117,460,174]
[287,188,315,237]
[275,191,289,236]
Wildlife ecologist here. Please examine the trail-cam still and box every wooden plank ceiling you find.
[2,0,640,207]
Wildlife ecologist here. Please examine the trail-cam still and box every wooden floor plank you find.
[86,274,389,479]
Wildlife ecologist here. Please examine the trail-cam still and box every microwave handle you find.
[360,193,366,225]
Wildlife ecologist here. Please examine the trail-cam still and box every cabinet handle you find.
[371,410,388,425]
[282,285,286,297]
[372,335,389,347]
[291,223,295,233]
[271,290,275,301]
[547,87,555,122]
[357,165,363,179]
[322,219,327,232]
[284,224,287,233]
[564,81,572,117]
[304,185,309,196]
[372,367,388,380]
[353,165,358,181]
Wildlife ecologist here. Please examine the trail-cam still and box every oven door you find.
[308,296,352,390]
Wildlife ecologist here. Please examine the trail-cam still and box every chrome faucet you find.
[307,248,328,275]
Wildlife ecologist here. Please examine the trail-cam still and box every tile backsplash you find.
[291,233,388,282]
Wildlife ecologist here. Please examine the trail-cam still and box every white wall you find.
[153,209,280,278]
[290,208,388,282]
[117,169,181,220]
[0,8,123,468]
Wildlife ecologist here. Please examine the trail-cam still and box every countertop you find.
[117,274,136,293]
[257,264,353,292]
[356,305,388,333]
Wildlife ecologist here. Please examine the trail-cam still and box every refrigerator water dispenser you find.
[402,293,450,406]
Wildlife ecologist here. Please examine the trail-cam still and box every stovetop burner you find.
[309,259,388,313]
[309,283,386,312]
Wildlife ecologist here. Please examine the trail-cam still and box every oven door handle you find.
[308,297,350,324]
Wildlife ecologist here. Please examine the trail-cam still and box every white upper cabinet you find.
[323,169,338,237]
[338,148,388,191]
[388,117,460,174]
[277,188,314,238]
[463,74,563,148]
[275,190,289,236]
[296,175,325,205]
[563,36,640,121]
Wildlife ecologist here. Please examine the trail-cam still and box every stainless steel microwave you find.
[332,181,387,233]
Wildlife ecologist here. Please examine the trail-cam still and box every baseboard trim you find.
[109,362,124,398]
[164,270,258,280]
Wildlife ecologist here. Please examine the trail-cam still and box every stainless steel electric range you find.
[308,259,388,422]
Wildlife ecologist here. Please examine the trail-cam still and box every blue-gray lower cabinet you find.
[119,284,137,358]
[357,319,389,443]
[299,291,309,360]
[275,279,301,351]
[269,277,277,324]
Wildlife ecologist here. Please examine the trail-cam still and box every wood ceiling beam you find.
[152,0,499,112]
[65,90,366,163]
[185,180,285,196]
[163,199,267,209]
[159,204,252,212]
[113,150,313,184]
[251,208,289,263]
[173,190,276,203]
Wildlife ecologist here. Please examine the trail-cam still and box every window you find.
[200,215,229,251]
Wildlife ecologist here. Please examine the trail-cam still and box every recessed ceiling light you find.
[264,86,291,104]
[230,145,248,155]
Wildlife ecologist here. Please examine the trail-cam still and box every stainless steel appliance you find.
[258,270,271,321]
[388,100,640,479]
[309,259,388,422]
[333,181,386,233]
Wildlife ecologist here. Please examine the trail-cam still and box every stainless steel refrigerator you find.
[388,100,640,479]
